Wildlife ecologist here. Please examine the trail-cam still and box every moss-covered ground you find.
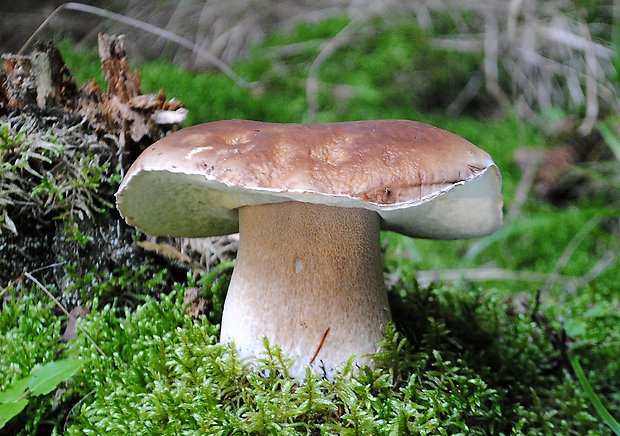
[1,15,619,434]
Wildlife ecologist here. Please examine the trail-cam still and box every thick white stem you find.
[220,201,391,379]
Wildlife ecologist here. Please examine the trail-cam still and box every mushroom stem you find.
[220,201,391,379]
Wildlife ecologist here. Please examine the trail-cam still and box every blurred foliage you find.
[60,17,486,125]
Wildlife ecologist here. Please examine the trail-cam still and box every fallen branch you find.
[410,267,579,288]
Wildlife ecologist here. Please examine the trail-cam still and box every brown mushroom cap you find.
[116,119,502,239]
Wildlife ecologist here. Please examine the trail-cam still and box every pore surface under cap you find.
[116,119,502,238]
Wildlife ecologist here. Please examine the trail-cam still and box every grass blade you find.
[596,121,620,162]
[568,352,620,435]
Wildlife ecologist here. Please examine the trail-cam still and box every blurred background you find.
[2,1,618,127]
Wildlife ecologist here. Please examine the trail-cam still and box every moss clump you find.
[0,112,119,284]
[2,266,615,434]
[0,114,116,231]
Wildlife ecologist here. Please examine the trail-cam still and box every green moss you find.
[0,118,117,232]
[61,284,508,434]
[0,289,71,434]
[1,266,616,434]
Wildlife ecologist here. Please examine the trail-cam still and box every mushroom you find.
[115,119,502,379]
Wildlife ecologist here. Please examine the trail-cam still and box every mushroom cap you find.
[116,119,502,239]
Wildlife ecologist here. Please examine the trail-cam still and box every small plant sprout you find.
[115,119,503,379]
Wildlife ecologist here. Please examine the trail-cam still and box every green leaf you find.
[28,359,83,396]
[0,399,28,428]
[0,376,32,403]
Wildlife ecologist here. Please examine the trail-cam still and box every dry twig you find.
[23,270,107,358]
[412,267,579,288]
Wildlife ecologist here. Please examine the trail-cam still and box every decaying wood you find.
[0,33,187,164]
[2,41,79,112]
[99,34,141,102]
[0,34,235,277]
[1,54,39,110]
[93,34,187,148]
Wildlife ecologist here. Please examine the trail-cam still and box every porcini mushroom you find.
[115,119,502,379]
